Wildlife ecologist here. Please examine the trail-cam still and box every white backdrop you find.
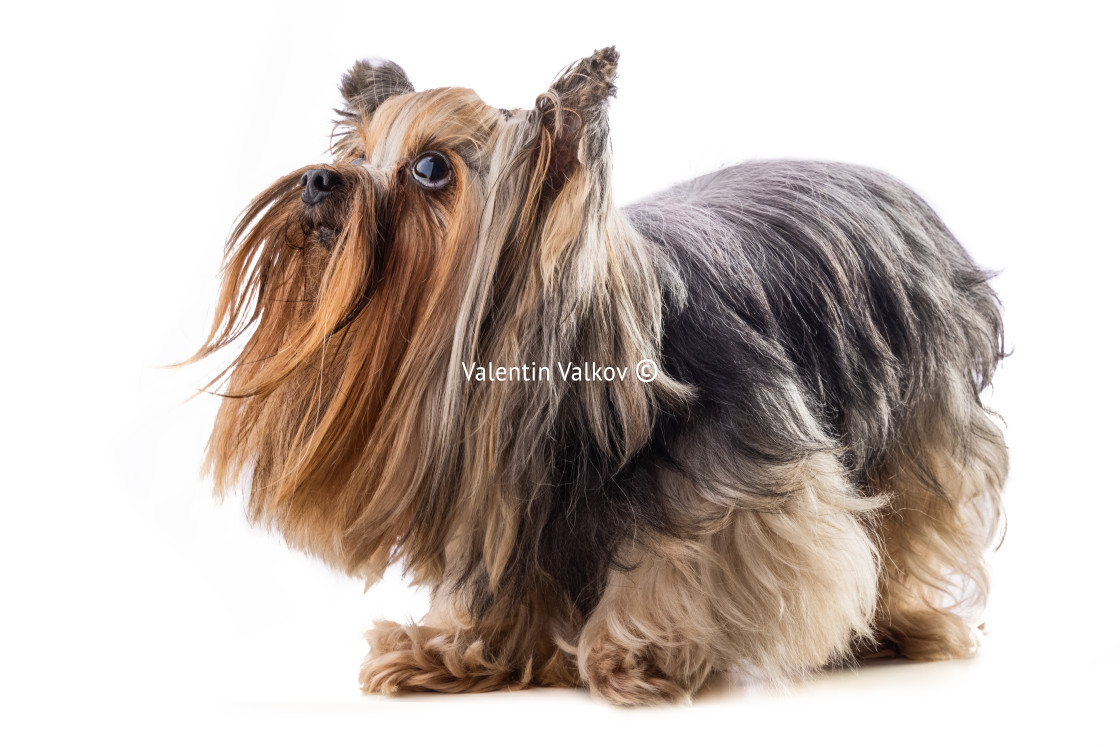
[3,1,1117,744]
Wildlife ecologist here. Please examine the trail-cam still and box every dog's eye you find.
[411,152,452,190]
[351,157,364,165]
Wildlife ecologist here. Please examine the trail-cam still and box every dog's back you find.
[628,159,1003,476]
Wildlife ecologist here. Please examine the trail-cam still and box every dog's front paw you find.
[359,620,443,694]
[582,642,705,706]
[359,620,530,695]
[358,621,410,695]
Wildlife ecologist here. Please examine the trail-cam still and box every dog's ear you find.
[535,47,619,188]
[340,58,415,118]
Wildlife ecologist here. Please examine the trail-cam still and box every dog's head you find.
[192,48,683,580]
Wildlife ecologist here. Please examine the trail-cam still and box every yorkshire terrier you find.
[192,48,1008,705]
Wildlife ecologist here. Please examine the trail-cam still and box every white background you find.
[3,1,1117,744]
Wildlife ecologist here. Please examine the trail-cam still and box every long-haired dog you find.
[191,48,1008,705]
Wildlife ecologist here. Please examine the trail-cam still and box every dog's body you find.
[194,49,1007,704]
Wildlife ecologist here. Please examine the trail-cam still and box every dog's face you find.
[194,48,678,579]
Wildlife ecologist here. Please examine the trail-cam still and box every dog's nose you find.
[301,168,343,205]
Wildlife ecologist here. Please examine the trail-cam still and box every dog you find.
[191,47,1008,705]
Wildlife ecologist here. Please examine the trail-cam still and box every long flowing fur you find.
[193,47,1007,704]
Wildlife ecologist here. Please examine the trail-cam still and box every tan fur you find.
[360,586,579,695]
[867,381,1008,659]
[575,448,882,705]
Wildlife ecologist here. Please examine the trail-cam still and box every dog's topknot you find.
[340,58,415,117]
[535,47,620,185]
[549,46,619,109]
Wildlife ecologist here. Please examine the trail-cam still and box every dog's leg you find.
[359,589,576,695]
[867,382,1008,660]
[577,452,880,705]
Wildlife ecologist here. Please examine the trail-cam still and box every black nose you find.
[300,168,343,205]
